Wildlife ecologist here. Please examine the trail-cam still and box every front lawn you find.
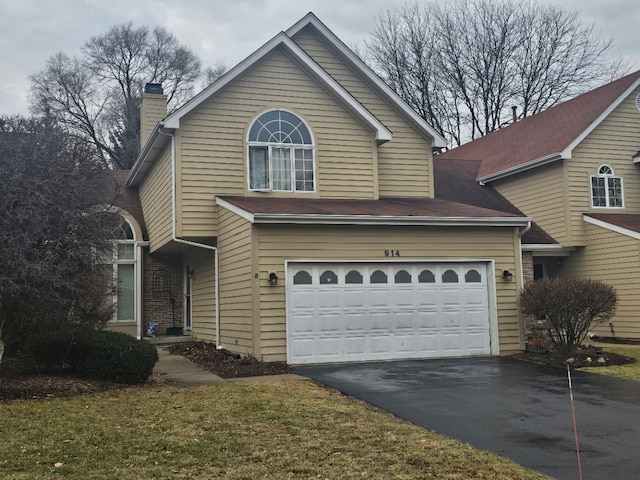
[0,381,550,479]
[579,346,640,381]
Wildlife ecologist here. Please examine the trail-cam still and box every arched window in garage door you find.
[370,270,388,284]
[320,270,338,284]
[345,270,363,284]
[293,271,312,285]
[442,269,459,283]
[395,270,411,283]
[418,270,436,283]
[465,269,482,283]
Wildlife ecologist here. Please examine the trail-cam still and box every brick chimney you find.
[140,83,168,148]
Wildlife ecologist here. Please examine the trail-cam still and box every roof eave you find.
[126,123,171,186]
[251,213,530,227]
[478,152,564,184]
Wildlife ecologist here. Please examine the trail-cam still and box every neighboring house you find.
[439,70,640,340]
[111,13,531,364]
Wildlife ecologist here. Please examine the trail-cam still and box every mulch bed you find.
[168,341,293,378]
[1,340,635,402]
[509,344,635,369]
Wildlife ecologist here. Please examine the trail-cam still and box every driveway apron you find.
[296,357,640,480]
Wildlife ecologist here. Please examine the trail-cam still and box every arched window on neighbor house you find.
[591,165,623,208]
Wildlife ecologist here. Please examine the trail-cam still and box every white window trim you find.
[590,164,624,209]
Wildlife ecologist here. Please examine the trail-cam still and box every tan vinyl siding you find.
[255,224,523,361]
[138,146,173,252]
[493,161,568,245]
[217,207,254,352]
[291,29,434,198]
[561,223,640,339]
[176,47,378,239]
[189,247,217,342]
[568,87,640,227]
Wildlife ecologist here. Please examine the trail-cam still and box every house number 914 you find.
[384,250,400,257]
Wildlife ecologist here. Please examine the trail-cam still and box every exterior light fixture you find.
[269,272,278,285]
[502,270,513,281]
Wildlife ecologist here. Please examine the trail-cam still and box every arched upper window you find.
[591,165,623,208]
[248,110,314,192]
[103,218,137,322]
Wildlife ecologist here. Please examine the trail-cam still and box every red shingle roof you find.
[434,158,557,244]
[439,70,640,180]
[586,213,640,234]
[217,195,527,222]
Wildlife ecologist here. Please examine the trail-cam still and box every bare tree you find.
[367,0,625,146]
[29,23,205,169]
[0,116,121,358]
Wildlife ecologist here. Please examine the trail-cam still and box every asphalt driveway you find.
[295,357,640,480]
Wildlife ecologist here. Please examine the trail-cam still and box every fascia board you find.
[286,13,447,148]
[584,214,640,240]
[127,123,168,186]
[162,32,392,143]
[216,197,255,223]
[478,153,563,184]
[520,244,564,251]
[252,213,530,227]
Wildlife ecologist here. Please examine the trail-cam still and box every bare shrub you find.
[520,277,617,356]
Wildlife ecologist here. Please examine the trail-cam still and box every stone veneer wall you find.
[143,251,184,337]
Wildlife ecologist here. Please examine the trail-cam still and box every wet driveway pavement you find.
[295,357,640,479]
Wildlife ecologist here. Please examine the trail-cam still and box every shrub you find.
[520,277,617,356]
[28,328,90,371]
[70,330,158,384]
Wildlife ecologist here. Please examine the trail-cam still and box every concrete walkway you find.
[153,347,306,386]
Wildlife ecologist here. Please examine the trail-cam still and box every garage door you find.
[286,262,492,364]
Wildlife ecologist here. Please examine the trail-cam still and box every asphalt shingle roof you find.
[439,70,640,180]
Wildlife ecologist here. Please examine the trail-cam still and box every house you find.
[109,13,531,364]
[439,70,640,341]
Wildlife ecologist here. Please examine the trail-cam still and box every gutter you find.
[160,128,221,347]
[251,213,530,228]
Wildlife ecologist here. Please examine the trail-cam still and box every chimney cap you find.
[144,83,164,95]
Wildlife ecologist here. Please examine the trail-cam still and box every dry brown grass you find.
[0,381,550,479]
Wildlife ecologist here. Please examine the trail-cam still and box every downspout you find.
[159,127,221,347]
[517,221,531,286]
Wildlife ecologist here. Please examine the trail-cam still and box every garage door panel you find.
[466,310,489,328]
[370,311,391,331]
[287,262,492,364]
[370,335,393,355]
[344,289,367,308]
[416,287,438,305]
[319,290,341,308]
[463,287,488,307]
[394,288,415,307]
[416,311,439,329]
[289,290,315,310]
[441,288,462,305]
[288,313,314,335]
[344,312,367,332]
[318,313,341,333]
[395,310,416,330]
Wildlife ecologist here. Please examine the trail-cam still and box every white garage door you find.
[286,262,493,364]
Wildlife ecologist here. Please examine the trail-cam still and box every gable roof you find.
[127,13,448,187]
[439,70,640,183]
[216,195,530,227]
[433,157,556,245]
[286,13,446,148]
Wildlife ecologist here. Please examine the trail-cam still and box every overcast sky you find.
[1,0,638,116]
